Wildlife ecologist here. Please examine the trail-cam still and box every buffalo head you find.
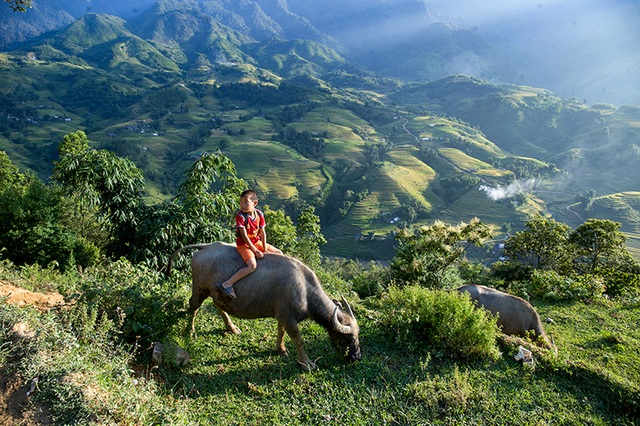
[329,296,362,362]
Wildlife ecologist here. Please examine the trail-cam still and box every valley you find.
[1,2,640,260]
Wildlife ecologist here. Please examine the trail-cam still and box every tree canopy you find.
[4,0,31,12]
[391,218,494,289]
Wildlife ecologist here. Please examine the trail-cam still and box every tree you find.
[293,205,327,267]
[262,205,297,253]
[52,131,246,268]
[503,215,573,272]
[53,131,145,258]
[570,219,629,274]
[0,151,28,191]
[390,218,494,289]
[4,0,31,12]
[0,169,100,270]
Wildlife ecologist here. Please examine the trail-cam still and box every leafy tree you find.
[53,131,145,258]
[293,205,327,267]
[0,178,100,270]
[4,0,30,12]
[391,218,493,289]
[503,215,573,273]
[262,205,297,254]
[570,219,629,274]
[0,150,28,191]
[53,131,246,268]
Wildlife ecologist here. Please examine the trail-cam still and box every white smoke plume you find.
[479,178,537,201]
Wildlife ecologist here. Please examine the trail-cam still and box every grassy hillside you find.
[1,262,638,424]
[3,14,640,259]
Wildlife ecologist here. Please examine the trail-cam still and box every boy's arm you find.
[238,227,262,256]
[259,227,268,251]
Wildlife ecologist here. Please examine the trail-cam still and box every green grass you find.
[1,259,639,425]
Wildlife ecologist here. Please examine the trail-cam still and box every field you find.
[1,262,638,425]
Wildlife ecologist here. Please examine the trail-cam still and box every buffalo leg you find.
[276,322,290,356]
[187,287,209,335]
[215,306,241,334]
[281,320,316,371]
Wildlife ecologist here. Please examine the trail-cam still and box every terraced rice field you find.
[437,147,511,178]
[223,139,325,201]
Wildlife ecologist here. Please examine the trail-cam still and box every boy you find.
[217,189,282,299]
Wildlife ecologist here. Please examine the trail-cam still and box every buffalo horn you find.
[341,296,355,317]
[332,306,352,334]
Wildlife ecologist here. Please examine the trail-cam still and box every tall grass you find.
[1,260,638,424]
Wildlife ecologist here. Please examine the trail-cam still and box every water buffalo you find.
[457,284,555,350]
[167,242,361,371]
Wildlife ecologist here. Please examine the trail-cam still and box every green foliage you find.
[391,218,494,289]
[434,174,480,204]
[499,216,640,300]
[53,132,246,268]
[262,205,297,253]
[53,131,145,258]
[351,262,391,298]
[570,218,630,274]
[73,259,188,347]
[598,268,640,297]
[380,285,501,360]
[0,178,100,270]
[515,269,606,301]
[504,215,573,272]
[292,205,327,267]
[0,150,28,191]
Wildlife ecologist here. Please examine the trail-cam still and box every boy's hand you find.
[254,250,265,259]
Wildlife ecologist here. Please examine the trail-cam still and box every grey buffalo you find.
[457,284,555,350]
[167,242,361,371]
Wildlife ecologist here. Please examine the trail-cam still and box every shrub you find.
[380,286,501,360]
[72,259,189,347]
[351,262,391,298]
[599,268,640,297]
[525,269,605,301]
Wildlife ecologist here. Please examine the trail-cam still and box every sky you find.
[426,0,640,105]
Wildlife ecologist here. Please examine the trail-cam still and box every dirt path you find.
[1,282,64,425]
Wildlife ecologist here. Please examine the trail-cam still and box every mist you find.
[480,179,538,201]
[425,0,640,105]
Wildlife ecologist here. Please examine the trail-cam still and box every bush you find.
[599,268,640,297]
[523,269,605,301]
[72,259,189,347]
[352,262,391,298]
[379,286,501,360]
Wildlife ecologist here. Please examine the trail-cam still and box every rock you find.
[151,342,191,367]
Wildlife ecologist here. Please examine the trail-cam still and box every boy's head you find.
[239,189,259,213]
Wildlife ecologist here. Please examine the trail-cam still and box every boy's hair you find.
[240,189,259,200]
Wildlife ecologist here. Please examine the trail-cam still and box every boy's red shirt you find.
[235,209,265,246]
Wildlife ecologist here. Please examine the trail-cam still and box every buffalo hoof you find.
[276,347,290,357]
[298,359,317,371]
[225,325,242,334]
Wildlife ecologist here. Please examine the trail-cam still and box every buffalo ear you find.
[332,299,344,310]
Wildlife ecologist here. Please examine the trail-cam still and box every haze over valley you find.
[1,0,640,259]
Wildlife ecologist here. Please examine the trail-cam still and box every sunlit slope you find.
[342,147,435,227]
[573,192,640,259]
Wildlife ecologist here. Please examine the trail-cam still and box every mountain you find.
[4,0,639,106]
[2,1,640,260]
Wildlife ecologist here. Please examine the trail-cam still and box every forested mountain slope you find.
[1,3,640,259]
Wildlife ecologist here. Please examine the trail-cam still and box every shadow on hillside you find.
[548,361,639,422]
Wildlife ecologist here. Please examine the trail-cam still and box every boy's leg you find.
[218,247,257,299]
[221,257,257,289]
[265,243,282,255]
